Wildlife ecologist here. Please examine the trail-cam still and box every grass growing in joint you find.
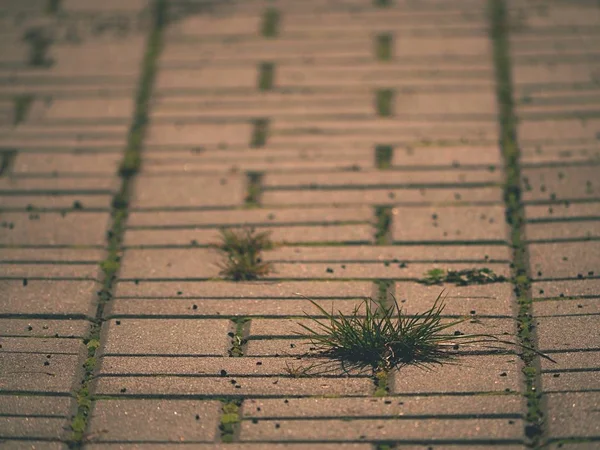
[217,228,274,281]
[421,268,507,286]
[376,33,393,61]
[376,89,394,117]
[296,294,505,372]
[258,62,274,91]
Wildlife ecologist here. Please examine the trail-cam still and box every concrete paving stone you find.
[114,280,373,298]
[127,207,374,227]
[391,355,522,394]
[540,350,600,372]
[28,98,134,123]
[242,395,524,418]
[513,63,600,86]
[118,248,222,280]
[239,417,523,442]
[534,297,600,319]
[0,176,116,194]
[0,319,90,338]
[392,205,509,243]
[61,0,149,12]
[0,81,139,98]
[525,221,600,241]
[0,263,100,279]
[275,65,495,89]
[97,356,361,377]
[124,224,374,246]
[161,39,373,63]
[0,416,69,440]
[0,441,68,449]
[264,245,511,263]
[0,395,73,416]
[528,242,600,280]
[164,14,261,38]
[12,152,122,175]
[156,68,257,90]
[0,195,114,211]
[518,118,600,143]
[0,353,82,393]
[543,444,600,450]
[0,248,104,262]
[392,145,502,168]
[0,337,82,354]
[262,169,502,189]
[85,444,372,450]
[107,298,368,319]
[262,262,511,280]
[44,39,145,77]
[101,318,230,356]
[536,315,600,352]
[87,399,221,443]
[521,166,600,203]
[261,186,503,206]
[145,123,252,147]
[525,202,600,221]
[270,118,498,140]
[151,92,374,118]
[541,371,600,393]
[545,392,600,439]
[509,4,600,29]
[532,279,600,299]
[0,132,126,149]
[94,375,373,397]
[130,174,245,208]
[0,279,98,317]
[0,212,110,246]
[393,91,497,116]
[393,282,515,317]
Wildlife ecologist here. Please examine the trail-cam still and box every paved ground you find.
[1,0,599,449]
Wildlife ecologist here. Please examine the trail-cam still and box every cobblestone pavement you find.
[1,0,599,449]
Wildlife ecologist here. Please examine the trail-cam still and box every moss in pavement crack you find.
[66,1,167,447]
[489,0,546,447]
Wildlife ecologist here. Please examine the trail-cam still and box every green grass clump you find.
[217,228,274,281]
[296,294,502,371]
[422,268,507,286]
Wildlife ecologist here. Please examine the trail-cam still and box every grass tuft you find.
[421,267,507,286]
[296,293,508,372]
[217,228,274,281]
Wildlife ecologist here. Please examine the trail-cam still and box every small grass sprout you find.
[295,293,554,372]
[217,228,273,281]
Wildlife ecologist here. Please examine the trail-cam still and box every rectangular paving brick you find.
[0,319,90,338]
[118,249,222,280]
[393,91,498,116]
[541,371,600,393]
[532,279,600,299]
[13,152,122,175]
[123,225,374,247]
[156,67,257,90]
[0,280,98,317]
[262,169,502,188]
[101,318,231,356]
[242,395,524,418]
[525,202,600,221]
[0,176,117,194]
[113,280,373,299]
[521,166,600,203]
[533,299,600,317]
[0,194,114,211]
[392,355,521,394]
[545,392,600,440]
[0,212,110,246]
[86,444,371,450]
[94,376,373,397]
[145,123,252,147]
[262,187,503,206]
[536,315,600,352]
[88,399,221,443]
[392,205,508,242]
[392,145,502,168]
[239,417,523,442]
[525,221,600,241]
[518,119,600,143]
[131,174,246,208]
[0,416,69,440]
[528,242,600,280]
[0,395,73,416]
[520,142,600,166]
[0,353,82,394]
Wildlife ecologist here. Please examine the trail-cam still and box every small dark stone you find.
[326,267,334,273]
[195,414,200,420]
[275,423,280,429]
[23,278,28,287]
[220,370,228,377]
[553,373,560,378]
[120,388,127,393]
[115,320,121,325]
[44,361,50,366]
[500,372,507,377]
[192,304,198,310]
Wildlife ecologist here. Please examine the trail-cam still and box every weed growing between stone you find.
[296,293,555,374]
[421,267,507,285]
[297,293,501,372]
[217,228,274,281]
